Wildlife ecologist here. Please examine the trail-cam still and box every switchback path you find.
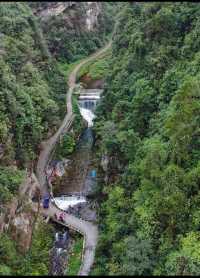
[36,38,112,275]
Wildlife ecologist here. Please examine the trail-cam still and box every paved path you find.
[36,39,112,195]
[35,39,112,275]
[42,203,98,276]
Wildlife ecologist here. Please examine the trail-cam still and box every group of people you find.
[54,204,83,222]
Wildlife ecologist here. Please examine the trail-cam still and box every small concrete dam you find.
[78,89,103,127]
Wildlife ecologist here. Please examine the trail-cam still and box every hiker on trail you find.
[59,212,65,222]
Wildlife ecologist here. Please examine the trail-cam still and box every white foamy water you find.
[53,196,86,211]
[79,107,96,127]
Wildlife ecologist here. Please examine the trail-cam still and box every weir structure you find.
[78,88,103,127]
[78,88,103,111]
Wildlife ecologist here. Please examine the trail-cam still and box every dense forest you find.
[0,2,113,275]
[0,3,67,274]
[93,2,200,276]
[1,1,200,276]
[0,3,67,168]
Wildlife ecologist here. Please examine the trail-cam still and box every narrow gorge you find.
[1,2,200,277]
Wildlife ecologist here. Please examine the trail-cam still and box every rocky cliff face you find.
[33,2,76,19]
[0,173,41,253]
[32,2,102,31]
[32,2,102,32]
[83,2,102,31]
[29,2,113,61]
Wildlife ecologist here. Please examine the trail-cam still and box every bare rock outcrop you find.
[0,173,41,253]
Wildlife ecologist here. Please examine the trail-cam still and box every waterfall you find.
[78,89,102,127]
[79,106,96,127]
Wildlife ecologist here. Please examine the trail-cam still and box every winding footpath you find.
[36,39,112,275]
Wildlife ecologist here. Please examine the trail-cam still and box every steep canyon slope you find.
[0,2,115,275]
[93,2,200,276]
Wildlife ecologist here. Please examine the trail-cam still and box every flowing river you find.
[49,88,102,275]
[56,89,101,196]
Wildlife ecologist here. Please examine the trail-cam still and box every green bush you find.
[0,167,25,203]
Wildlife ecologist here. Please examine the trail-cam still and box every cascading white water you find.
[79,107,96,127]
[53,196,86,211]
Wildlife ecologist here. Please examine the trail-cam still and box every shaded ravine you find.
[36,39,112,275]
[56,127,94,196]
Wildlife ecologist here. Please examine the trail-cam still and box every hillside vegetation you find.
[0,2,115,275]
[93,2,200,276]
[0,3,66,169]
